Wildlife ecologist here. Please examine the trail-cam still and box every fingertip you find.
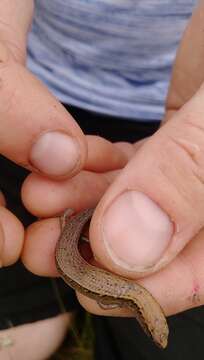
[0,207,24,266]
[30,130,85,179]
[22,218,60,276]
[85,135,128,172]
[22,173,68,217]
[114,141,135,159]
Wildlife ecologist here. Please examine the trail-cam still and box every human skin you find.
[1,0,204,356]
[0,2,132,359]
[0,1,132,267]
[22,0,204,319]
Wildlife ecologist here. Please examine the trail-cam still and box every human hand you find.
[0,1,90,266]
[0,1,136,269]
[45,3,204,321]
[21,1,204,321]
[21,136,134,274]
[76,2,204,318]
[0,44,134,268]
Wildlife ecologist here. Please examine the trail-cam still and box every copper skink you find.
[55,208,169,348]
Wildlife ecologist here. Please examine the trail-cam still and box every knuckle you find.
[155,131,204,211]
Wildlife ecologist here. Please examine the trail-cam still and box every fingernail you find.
[30,131,80,176]
[102,191,173,271]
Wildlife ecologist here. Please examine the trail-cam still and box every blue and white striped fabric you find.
[27,0,196,121]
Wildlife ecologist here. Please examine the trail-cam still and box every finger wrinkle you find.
[173,138,200,162]
[166,135,199,167]
[170,137,204,185]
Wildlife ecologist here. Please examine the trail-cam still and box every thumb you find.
[90,84,204,278]
[0,42,87,179]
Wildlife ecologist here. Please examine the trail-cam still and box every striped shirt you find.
[27,0,196,121]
